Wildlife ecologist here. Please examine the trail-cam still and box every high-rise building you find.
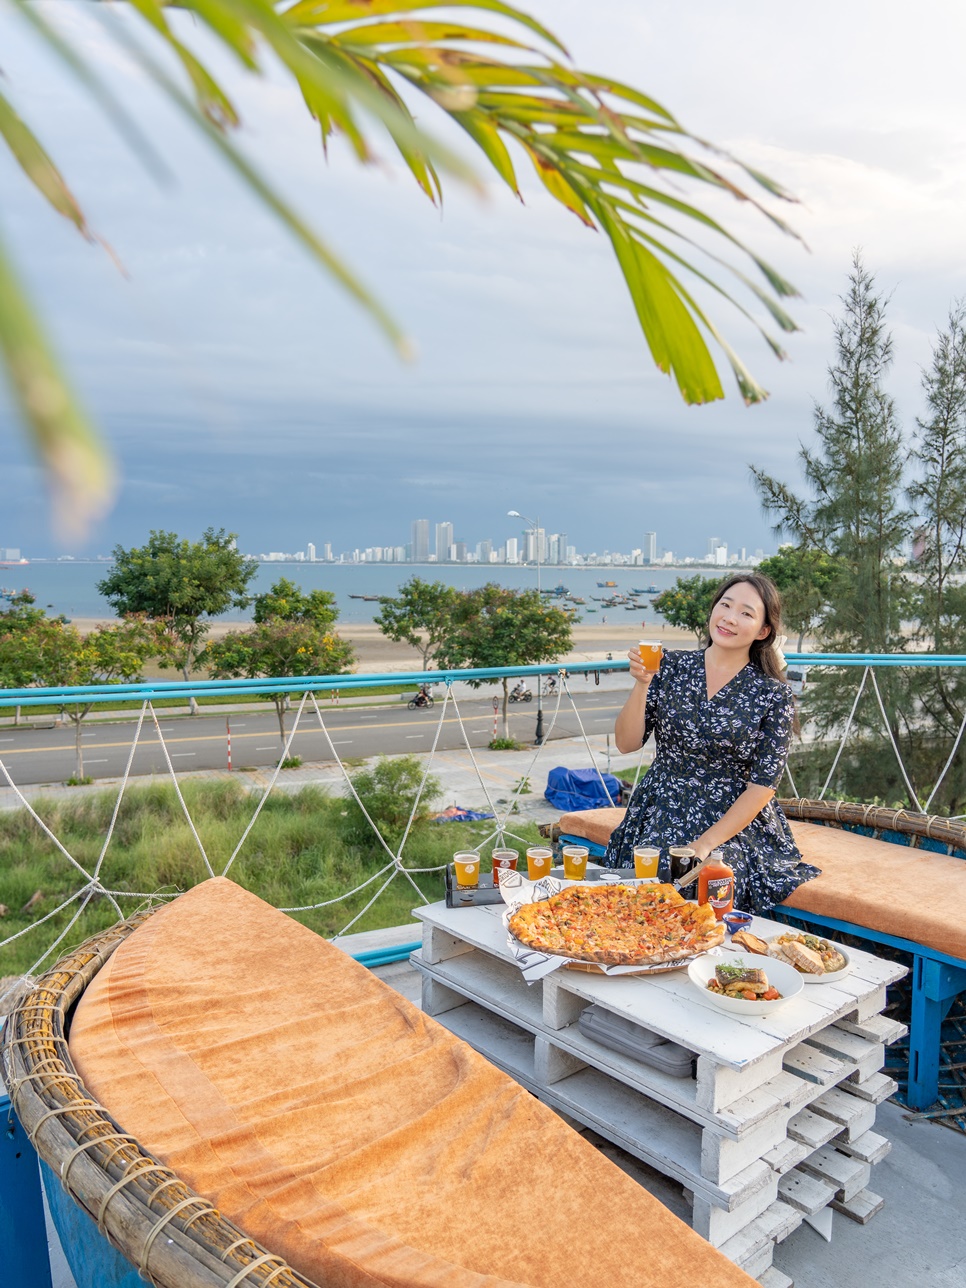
[477,539,493,563]
[306,542,316,562]
[715,544,728,566]
[523,527,546,564]
[435,521,454,561]
[412,519,430,562]
[644,531,657,564]
[323,543,332,561]
[455,541,467,563]
[707,536,721,561]
[506,537,519,564]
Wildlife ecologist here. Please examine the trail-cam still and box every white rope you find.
[818,667,870,800]
[868,669,923,812]
[0,885,89,952]
[90,703,151,906]
[147,704,215,878]
[332,867,401,940]
[923,704,966,813]
[221,691,310,877]
[278,862,396,913]
[0,758,98,887]
[560,676,617,804]
[20,885,99,982]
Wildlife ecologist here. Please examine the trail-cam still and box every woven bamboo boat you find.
[778,797,966,857]
[2,914,315,1288]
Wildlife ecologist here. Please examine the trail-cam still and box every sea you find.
[0,563,688,626]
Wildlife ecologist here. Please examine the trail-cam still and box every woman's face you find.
[709,582,771,653]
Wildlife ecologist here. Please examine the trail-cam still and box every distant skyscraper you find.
[715,544,728,566]
[644,531,657,564]
[435,521,454,561]
[707,536,721,560]
[307,542,316,562]
[477,539,493,563]
[323,543,332,561]
[506,537,519,563]
[412,519,430,562]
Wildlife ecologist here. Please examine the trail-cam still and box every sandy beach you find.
[67,617,701,677]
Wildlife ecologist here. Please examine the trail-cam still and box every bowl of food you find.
[722,911,753,936]
[768,932,851,984]
[688,951,804,1015]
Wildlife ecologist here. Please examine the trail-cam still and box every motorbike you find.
[407,691,434,709]
[509,687,533,704]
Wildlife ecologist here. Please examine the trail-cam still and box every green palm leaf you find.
[6,0,803,532]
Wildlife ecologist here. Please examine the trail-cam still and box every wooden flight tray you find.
[444,862,614,907]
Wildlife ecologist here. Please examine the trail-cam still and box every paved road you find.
[0,690,627,786]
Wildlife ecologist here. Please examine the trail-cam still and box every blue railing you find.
[1,652,963,707]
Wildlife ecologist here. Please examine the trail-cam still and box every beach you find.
[67,618,701,677]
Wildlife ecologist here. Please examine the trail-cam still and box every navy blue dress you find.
[604,649,820,915]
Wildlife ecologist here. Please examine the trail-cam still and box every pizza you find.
[507,883,725,966]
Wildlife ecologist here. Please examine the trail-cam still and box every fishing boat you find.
[632,585,659,594]
[596,580,618,587]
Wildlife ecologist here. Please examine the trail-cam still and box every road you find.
[0,689,628,787]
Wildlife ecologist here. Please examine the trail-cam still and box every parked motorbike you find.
[509,687,533,704]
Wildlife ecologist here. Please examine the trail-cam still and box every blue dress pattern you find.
[603,649,820,915]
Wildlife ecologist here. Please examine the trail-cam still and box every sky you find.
[2,0,966,560]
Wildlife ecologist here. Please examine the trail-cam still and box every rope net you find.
[1,658,964,997]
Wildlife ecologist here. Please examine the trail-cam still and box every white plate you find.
[688,950,804,1015]
[767,936,852,984]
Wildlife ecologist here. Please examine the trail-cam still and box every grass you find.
[0,779,545,977]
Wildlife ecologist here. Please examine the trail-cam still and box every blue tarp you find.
[545,766,620,813]
[433,807,496,823]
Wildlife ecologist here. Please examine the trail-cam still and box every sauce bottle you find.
[697,849,734,920]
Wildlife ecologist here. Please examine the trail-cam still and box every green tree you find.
[374,578,459,669]
[752,255,910,655]
[252,578,339,631]
[751,256,919,803]
[652,575,720,642]
[0,617,155,779]
[906,306,966,752]
[435,584,572,737]
[3,1,801,533]
[756,546,840,651]
[98,529,258,713]
[206,582,355,748]
[340,756,442,851]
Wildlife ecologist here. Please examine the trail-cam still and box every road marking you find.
[256,746,276,751]
[0,738,14,743]
[86,758,109,764]
[170,753,196,758]
[358,715,378,720]
[330,740,353,745]
[405,735,424,739]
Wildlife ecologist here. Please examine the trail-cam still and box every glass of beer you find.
[669,845,697,883]
[562,845,589,881]
[526,846,554,880]
[491,848,519,886]
[638,640,663,672]
[633,846,661,879]
[453,852,481,888]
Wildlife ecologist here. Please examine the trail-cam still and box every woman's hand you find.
[627,646,656,686]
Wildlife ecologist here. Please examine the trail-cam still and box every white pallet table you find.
[413,900,901,1266]
[848,1069,898,1104]
[835,1128,892,1166]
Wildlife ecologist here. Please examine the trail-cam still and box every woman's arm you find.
[614,647,656,754]
[689,784,775,860]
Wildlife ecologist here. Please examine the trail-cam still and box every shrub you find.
[489,737,522,751]
[340,756,441,850]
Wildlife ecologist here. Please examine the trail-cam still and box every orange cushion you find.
[69,877,755,1288]
[786,821,966,960]
[559,807,626,849]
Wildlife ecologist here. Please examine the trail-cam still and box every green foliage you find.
[206,588,355,747]
[340,755,442,850]
[652,574,721,640]
[756,546,840,649]
[280,755,302,770]
[4,1,801,536]
[98,529,258,686]
[489,737,522,751]
[434,583,572,736]
[374,577,459,668]
[253,577,339,631]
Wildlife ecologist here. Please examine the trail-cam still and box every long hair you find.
[705,573,787,683]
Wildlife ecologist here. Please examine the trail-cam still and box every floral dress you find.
[604,649,820,915]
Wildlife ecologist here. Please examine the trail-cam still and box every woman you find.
[605,573,819,914]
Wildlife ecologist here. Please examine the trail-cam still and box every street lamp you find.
[508,509,545,744]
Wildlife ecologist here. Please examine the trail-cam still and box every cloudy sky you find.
[2,0,965,560]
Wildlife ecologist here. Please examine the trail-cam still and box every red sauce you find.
[698,851,734,920]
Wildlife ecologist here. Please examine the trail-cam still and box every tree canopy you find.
[206,577,355,747]
[651,575,720,642]
[756,546,840,651]
[2,0,801,533]
[97,528,258,707]
[434,583,572,736]
[374,577,459,669]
